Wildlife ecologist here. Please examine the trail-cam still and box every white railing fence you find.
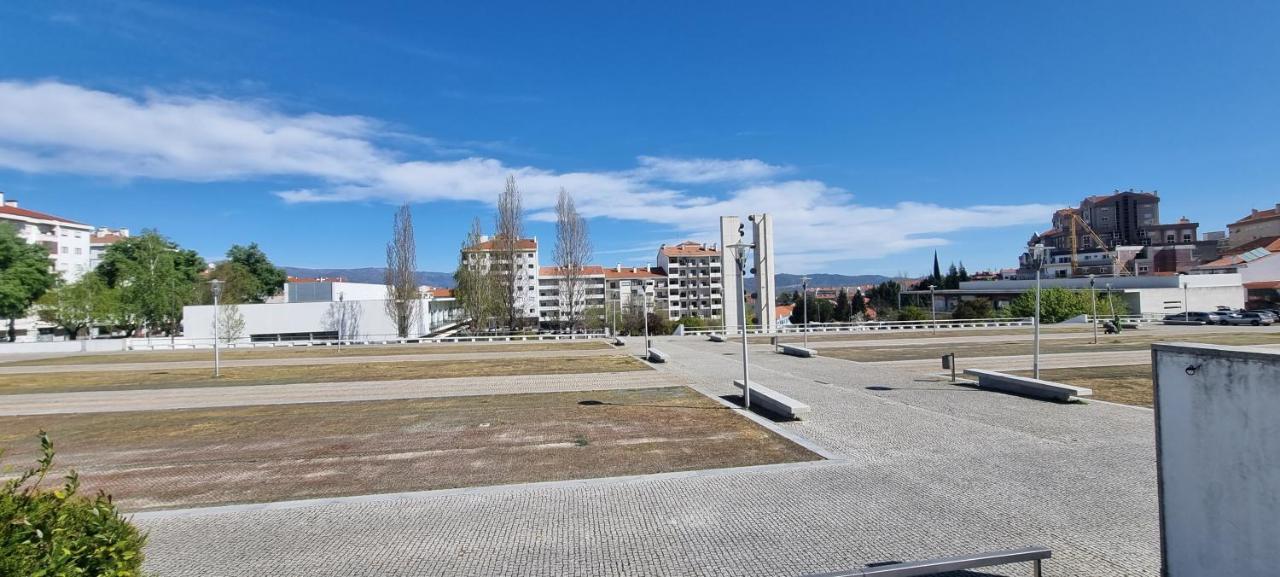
[679,317,1035,337]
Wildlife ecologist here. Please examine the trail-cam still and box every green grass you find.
[1010,365,1153,407]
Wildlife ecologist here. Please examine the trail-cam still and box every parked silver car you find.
[1162,312,1224,325]
[1220,312,1275,326]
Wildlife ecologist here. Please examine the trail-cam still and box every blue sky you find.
[1,1,1277,275]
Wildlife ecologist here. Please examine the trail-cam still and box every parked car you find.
[1221,312,1275,326]
[1162,312,1223,325]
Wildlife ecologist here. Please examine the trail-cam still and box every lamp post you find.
[209,279,223,378]
[800,275,810,347]
[1031,243,1046,380]
[928,284,937,334]
[642,282,650,349]
[1183,278,1189,319]
[1089,275,1098,344]
[727,241,755,409]
[337,292,345,352]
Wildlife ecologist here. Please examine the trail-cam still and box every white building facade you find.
[0,192,94,282]
[657,241,724,321]
[461,236,541,324]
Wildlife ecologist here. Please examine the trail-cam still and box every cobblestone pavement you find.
[0,347,621,375]
[0,370,672,416]
[138,336,1159,576]
[872,343,1280,373]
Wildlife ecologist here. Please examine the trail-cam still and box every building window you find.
[1182,233,1192,242]
[75,248,82,255]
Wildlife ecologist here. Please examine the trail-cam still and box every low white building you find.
[909,273,1245,316]
[183,296,461,342]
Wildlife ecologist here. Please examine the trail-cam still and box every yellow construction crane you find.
[1068,212,1128,277]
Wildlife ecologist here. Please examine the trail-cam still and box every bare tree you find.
[454,217,498,332]
[384,204,420,338]
[322,298,362,340]
[213,303,245,344]
[495,175,524,331]
[554,188,592,331]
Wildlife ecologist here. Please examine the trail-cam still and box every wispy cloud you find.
[0,80,1055,269]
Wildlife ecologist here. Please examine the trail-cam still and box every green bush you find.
[1,433,146,577]
[951,298,994,319]
[896,305,928,321]
[1007,288,1129,324]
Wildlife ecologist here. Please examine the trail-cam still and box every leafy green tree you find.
[225,243,286,303]
[1007,288,1130,324]
[897,305,928,321]
[96,231,206,336]
[852,289,867,316]
[815,299,836,323]
[203,261,257,305]
[833,289,851,322]
[866,280,901,312]
[35,273,116,339]
[0,223,56,342]
[951,298,994,319]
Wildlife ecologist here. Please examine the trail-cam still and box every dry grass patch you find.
[0,355,649,395]
[821,331,1280,363]
[0,387,819,511]
[738,326,1089,344]
[6,340,612,367]
[1011,365,1153,407]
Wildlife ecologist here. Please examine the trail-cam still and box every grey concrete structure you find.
[963,369,1093,402]
[132,335,1161,577]
[1153,343,1280,577]
[719,216,743,331]
[751,213,777,332]
[732,379,811,419]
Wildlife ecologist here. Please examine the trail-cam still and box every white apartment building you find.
[537,265,606,325]
[461,235,541,323]
[89,227,130,272]
[0,192,94,282]
[657,241,724,320]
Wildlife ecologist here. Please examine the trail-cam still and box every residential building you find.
[1226,204,1280,249]
[1019,190,1211,278]
[89,227,130,272]
[0,192,94,282]
[461,235,541,324]
[657,241,723,320]
[1194,236,1280,310]
[537,265,607,325]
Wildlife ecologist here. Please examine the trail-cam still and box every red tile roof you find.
[428,288,453,298]
[0,204,87,226]
[1223,236,1280,256]
[90,233,126,245]
[465,237,537,252]
[775,304,794,320]
[538,265,606,277]
[1232,206,1280,225]
[660,241,719,257]
[1244,281,1280,290]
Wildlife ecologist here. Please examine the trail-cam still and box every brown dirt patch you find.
[6,340,612,367]
[0,355,649,395]
[1011,365,1153,407]
[0,387,819,511]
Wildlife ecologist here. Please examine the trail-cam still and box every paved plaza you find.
[116,335,1160,577]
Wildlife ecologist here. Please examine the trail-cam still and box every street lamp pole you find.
[1032,243,1045,380]
[338,292,345,352]
[800,275,810,348]
[209,279,223,378]
[1183,279,1189,319]
[728,241,755,409]
[928,284,937,334]
[1089,275,1098,344]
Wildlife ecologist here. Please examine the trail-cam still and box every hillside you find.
[283,267,456,288]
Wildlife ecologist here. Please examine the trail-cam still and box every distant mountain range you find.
[747,273,893,292]
[283,267,456,288]
[284,267,891,292]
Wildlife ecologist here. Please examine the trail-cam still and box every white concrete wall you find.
[1122,285,1245,315]
[184,298,458,340]
[719,216,742,331]
[1153,343,1280,577]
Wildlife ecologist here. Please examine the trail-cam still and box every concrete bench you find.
[646,348,668,363]
[732,379,811,419]
[778,344,817,358]
[612,337,626,346]
[803,546,1050,577]
[708,334,726,342]
[963,369,1092,402]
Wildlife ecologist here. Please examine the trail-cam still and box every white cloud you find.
[0,80,1054,268]
[632,155,788,183]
